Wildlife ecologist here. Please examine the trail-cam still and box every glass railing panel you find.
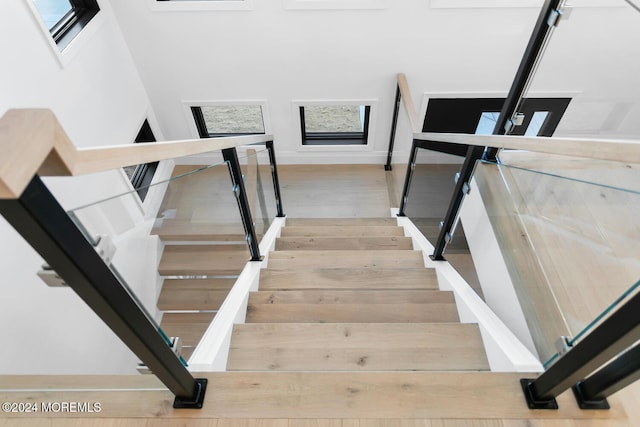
[386,160,407,210]
[476,159,640,366]
[521,3,640,140]
[239,147,276,237]
[403,148,485,296]
[58,157,250,368]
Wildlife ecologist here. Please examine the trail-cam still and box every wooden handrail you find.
[414,132,640,165]
[0,109,273,199]
[397,73,420,133]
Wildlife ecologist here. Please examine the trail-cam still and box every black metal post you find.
[571,342,640,409]
[486,0,564,160]
[397,139,419,217]
[431,145,485,260]
[265,140,285,218]
[521,291,640,409]
[222,147,262,261]
[385,84,402,171]
[0,176,206,408]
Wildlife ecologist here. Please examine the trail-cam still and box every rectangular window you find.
[123,120,158,202]
[191,105,266,138]
[32,0,100,50]
[299,105,371,145]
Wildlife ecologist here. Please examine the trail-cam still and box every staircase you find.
[226,217,490,372]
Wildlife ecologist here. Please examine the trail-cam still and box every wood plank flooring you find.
[1,372,637,422]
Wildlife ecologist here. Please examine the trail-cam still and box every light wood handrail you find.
[0,109,273,199]
[397,73,420,133]
[414,132,640,165]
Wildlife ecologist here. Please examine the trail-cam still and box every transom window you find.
[191,105,265,138]
[299,105,371,145]
[32,0,100,50]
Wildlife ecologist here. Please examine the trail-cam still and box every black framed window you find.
[123,120,158,202]
[33,0,100,50]
[422,97,571,137]
[191,105,265,138]
[299,105,370,145]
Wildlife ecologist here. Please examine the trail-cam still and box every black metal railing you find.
[392,0,640,410]
[521,290,640,410]
[0,139,284,409]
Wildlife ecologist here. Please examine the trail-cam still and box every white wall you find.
[0,1,159,374]
[109,1,640,168]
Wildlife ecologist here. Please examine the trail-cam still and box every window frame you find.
[292,100,377,152]
[186,101,270,139]
[32,0,100,51]
[299,105,371,146]
[123,119,159,202]
[25,0,103,66]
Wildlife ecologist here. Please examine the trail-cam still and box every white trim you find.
[291,99,378,153]
[148,0,254,12]
[429,0,626,8]
[187,216,285,371]
[284,0,387,10]
[394,208,543,372]
[182,99,272,140]
[22,0,105,68]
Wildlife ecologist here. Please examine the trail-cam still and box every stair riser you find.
[275,237,413,251]
[248,290,454,304]
[280,226,405,237]
[285,218,397,227]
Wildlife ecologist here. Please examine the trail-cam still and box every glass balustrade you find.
[472,158,640,366]
[0,144,279,383]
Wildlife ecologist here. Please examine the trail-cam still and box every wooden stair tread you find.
[161,278,236,291]
[158,245,249,276]
[285,218,397,226]
[160,312,215,346]
[161,312,215,324]
[152,219,248,241]
[267,250,424,269]
[245,303,459,323]
[280,226,405,237]
[259,268,439,290]
[275,236,413,251]
[158,290,230,311]
[229,322,483,348]
[227,323,488,371]
[159,278,235,310]
[248,290,454,304]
